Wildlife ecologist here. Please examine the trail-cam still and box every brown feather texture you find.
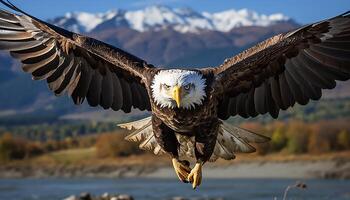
[0,0,154,113]
[210,11,350,119]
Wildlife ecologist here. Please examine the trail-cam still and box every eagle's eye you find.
[184,84,191,90]
[162,84,171,90]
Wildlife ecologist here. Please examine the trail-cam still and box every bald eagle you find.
[0,1,349,189]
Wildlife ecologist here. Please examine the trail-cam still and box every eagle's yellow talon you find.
[172,158,191,183]
[187,162,202,189]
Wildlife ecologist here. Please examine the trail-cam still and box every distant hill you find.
[0,6,348,125]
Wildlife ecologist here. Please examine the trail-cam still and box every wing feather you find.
[210,11,350,119]
[120,77,133,113]
[54,60,80,96]
[100,68,114,109]
[111,73,123,111]
[48,55,75,91]
[0,1,153,112]
[71,61,93,104]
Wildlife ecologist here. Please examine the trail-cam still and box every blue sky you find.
[0,0,349,24]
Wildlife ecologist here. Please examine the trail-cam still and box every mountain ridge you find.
[50,5,291,33]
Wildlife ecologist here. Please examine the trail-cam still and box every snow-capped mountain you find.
[50,10,119,33]
[50,5,290,33]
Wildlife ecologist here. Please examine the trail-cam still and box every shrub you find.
[286,121,310,154]
[0,133,27,161]
[308,131,331,154]
[43,139,61,152]
[78,136,96,148]
[26,142,44,157]
[271,128,287,152]
[255,142,270,155]
[313,121,341,150]
[95,131,143,158]
[337,130,350,150]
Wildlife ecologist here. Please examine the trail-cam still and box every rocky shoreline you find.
[63,192,223,200]
[62,181,308,200]
[0,164,159,179]
[63,193,134,200]
[1,158,350,179]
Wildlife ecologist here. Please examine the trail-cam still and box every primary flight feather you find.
[0,0,349,189]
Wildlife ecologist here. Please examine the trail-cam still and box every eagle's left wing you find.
[0,1,155,113]
[205,11,350,119]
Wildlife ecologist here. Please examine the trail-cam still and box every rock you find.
[63,195,77,200]
[79,192,92,200]
[115,194,134,200]
[66,192,135,200]
[172,197,188,200]
[101,192,110,199]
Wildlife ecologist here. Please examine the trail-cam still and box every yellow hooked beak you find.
[172,86,182,108]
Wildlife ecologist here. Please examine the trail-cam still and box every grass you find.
[27,147,98,166]
[48,148,97,164]
[25,147,169,167]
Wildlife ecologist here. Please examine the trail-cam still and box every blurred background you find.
[0,1,350,200]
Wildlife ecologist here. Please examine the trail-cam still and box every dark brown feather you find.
[210,11,350,119]
[54,60,79,96]
[246,89,258,117]
[31,55,60,79]
[71,61,93,105]
[0,19,24,30]
[254,82,267,114]
[234,93,247,118]
[130,82,141,109]
[111,73,123,111]
[294,56,336,89]
[284,64,308,105]
[0,31,32,40]
[0,39,41,51]
[298,51,349,81]
[120,78,133,113]
[21,45,56,64]
[22,50,57,73]
[218,95,230,120]
[269,76,283,108]
[0,4,153,113]
[0,9,19,23]
[86,69,102,107]
[47,55,74,87]
[100,68,114,109]
[228,97,237,116]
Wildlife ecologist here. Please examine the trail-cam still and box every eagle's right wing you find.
[206,11,350,119]
[0,1,154,112]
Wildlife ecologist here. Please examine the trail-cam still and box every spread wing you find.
[206,11,350,119]
[0,1,153,113]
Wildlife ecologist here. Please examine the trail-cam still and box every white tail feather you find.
[119,117,165,155]
[119,117,152,130]
[119,118,270,162]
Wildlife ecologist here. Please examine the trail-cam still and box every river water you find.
[0,178,350,200]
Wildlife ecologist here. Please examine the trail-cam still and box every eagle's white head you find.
[151,70,206,109]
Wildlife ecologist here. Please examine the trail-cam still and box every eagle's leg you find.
[187,162,202,189]
[188,120,219,189]
[172,158,191,183]
[152,115,190,183]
